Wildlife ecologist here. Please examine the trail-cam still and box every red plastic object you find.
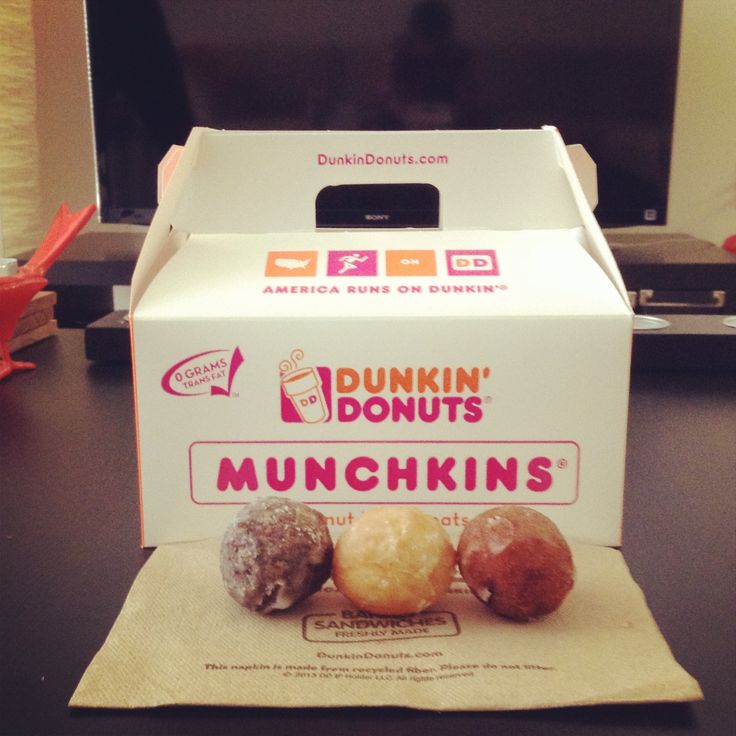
[0,203,96,380]
[723,235,736,255]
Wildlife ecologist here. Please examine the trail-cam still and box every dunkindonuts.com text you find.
[317,152,449,167]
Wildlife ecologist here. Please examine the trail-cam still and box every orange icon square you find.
[385,250,437,276]
[265,251,318,277]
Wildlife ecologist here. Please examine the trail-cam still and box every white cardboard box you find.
[130,128,632,547]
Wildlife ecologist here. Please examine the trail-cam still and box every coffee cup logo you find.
[280,349,330,423]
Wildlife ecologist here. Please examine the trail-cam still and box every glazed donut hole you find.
[332,506,456,616]
[458,506,575,621]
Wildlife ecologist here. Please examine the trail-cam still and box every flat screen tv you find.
[84,0,683,228]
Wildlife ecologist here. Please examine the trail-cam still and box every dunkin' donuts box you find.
[129,128,633,547]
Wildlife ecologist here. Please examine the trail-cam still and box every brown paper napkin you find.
[70,539,702,711]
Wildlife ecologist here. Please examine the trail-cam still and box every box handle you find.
[315,183,440,229]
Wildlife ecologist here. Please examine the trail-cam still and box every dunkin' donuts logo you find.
[280,349,491,425]
[162,348,244,397]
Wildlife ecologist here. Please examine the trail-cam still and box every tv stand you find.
[18,230,736,370]
[17,230,145,327]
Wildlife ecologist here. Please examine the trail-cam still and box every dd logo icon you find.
[446,250,499,276]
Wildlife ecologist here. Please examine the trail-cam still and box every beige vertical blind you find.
[0,0,42,257]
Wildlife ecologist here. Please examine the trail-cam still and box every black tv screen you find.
[85,0,682,228]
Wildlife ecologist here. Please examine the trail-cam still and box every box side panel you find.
[129,128,209,312]
[549,128,631,306]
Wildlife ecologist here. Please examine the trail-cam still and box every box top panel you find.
[133,229,630,320]
[170,128,584,233]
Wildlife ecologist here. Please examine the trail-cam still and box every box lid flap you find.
[170,128,584,234]
[133,229,631,320]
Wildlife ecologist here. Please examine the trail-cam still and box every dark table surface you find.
[1,330,735,736]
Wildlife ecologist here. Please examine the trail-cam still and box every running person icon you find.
[338,253,370,275]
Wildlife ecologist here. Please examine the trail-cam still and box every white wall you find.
[31,0,143,250]
[20,0,736,258]
[621,0,736,245]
